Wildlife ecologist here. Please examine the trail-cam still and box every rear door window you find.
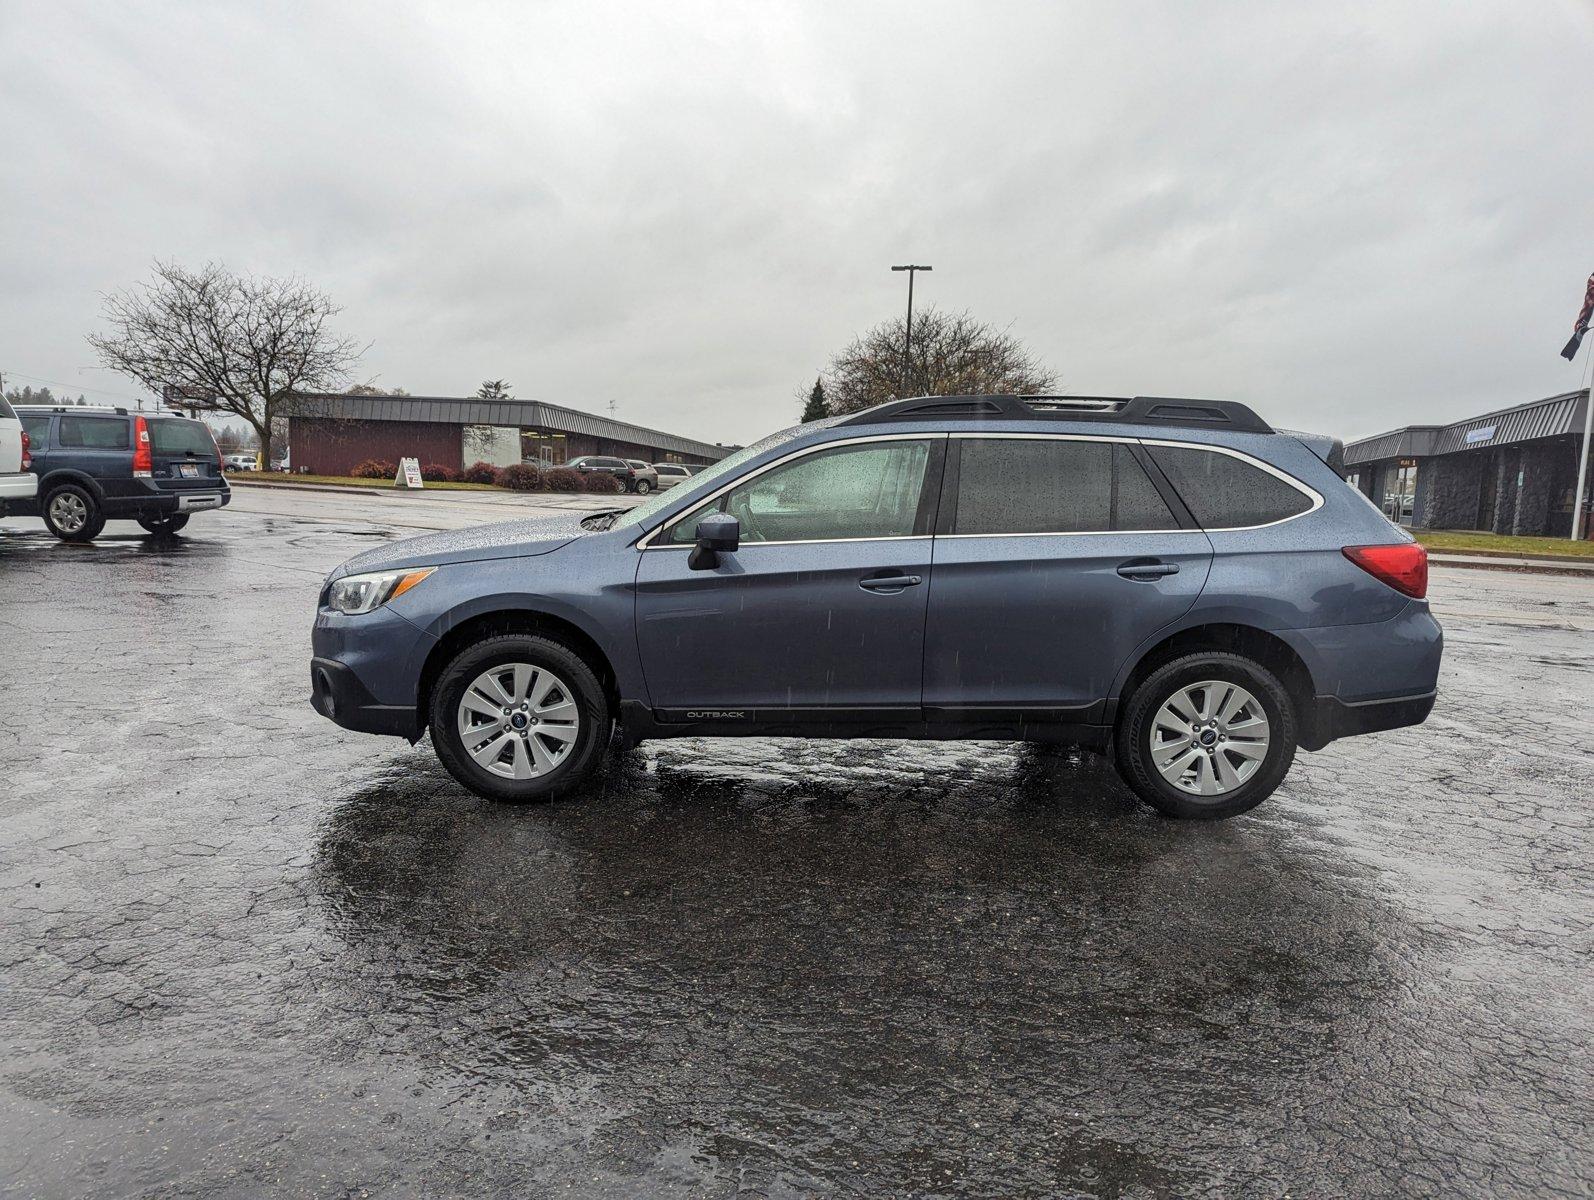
[57,415,130,450]
[1145,444,1315,529]
[149,419,215,454]
[950,438,1176,534]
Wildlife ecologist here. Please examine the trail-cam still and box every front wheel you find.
[1114,651,1296,819]
[138,513,190,535]
[428,634,609,803]
[43,484,105,542]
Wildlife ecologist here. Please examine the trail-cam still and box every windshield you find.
[611,419,834,533]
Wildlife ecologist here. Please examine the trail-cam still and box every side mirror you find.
[687,513,740,571]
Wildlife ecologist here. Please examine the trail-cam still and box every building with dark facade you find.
[1342,389,1591,537]
[286,393,734,477]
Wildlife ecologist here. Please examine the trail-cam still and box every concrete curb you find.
[1430,555,1594,578]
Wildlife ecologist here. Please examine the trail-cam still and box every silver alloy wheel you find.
[1148,679,1271,797]
[456,663,580,780]
[49,492,88,533]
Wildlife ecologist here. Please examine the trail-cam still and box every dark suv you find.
[310,394,1441,820]
[568,456,655,494]
[12,406,231,541]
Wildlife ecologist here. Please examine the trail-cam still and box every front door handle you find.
[859,573,923,592]
[1117,559,1179,580]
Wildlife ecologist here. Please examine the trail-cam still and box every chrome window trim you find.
[637,429,1324,548]
[637,432,945,550]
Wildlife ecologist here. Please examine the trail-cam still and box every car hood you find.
[327,512,592,579]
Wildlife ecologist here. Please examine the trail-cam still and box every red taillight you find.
[1343,542,1428,599]
[20,429,31,471]
[133,414,152,477]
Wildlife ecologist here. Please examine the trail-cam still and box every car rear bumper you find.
[1303,689,1436,751]
[310,657,422,738]
[0,471,38,508]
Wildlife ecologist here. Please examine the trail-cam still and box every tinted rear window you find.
[1146,444,1314,528]
[58,415,130,450]
[0,397,14,420]
[149,419,215,454]
[952,438,1176,534]
[21,415,50,445]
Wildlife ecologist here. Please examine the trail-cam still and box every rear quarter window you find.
[149,419,216,454]
[0,397,15,420]
[57,415,131,450]
[20,415,51,445]
[1147,444,1315,529]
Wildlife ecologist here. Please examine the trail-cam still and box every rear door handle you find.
[859,574,922,592]
[1117,560,1179,580]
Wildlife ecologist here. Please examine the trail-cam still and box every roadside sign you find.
[396,457,424,489]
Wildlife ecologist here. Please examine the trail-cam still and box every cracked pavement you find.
[1,501,1591,1198]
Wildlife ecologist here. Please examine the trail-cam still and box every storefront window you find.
[462,425,521,468]
[1385,460,1418,526]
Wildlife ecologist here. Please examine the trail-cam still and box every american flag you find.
[1560,272,1594,360]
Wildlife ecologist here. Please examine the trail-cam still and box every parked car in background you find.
[652,462,694,489]
[310,393,1440,821]
[0,395,39,518]
[567,456,655,494]
[10,405,230,540]
[224,453,256,471]
[624,461,660,493]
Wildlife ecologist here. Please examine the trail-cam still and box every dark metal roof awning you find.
[1343,390,1588,465]
[290,393,732,461]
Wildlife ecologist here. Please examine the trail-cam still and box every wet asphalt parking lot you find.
[2,495,1591,1199]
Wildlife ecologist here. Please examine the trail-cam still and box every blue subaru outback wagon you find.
[310,395,1440,819]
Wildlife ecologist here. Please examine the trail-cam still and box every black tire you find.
[138,513,190,535]
[1114,651,1297,819]
[428,634,609,803]
[42,484,105,543]
[634,479,652,495]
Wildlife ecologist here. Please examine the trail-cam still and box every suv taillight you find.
[20,429,30,471]
[133,415,152,477]
[1343,543,1428,599]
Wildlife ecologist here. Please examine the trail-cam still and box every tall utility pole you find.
[891,264,932,396]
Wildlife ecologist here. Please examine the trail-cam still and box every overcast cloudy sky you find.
[3,1,1593,445]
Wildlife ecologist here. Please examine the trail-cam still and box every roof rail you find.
[18,403,132,416]
[835,394,1273,434]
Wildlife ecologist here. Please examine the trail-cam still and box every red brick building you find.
[286,393,732,477]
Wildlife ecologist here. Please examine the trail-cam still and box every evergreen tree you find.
[800,378,829,422]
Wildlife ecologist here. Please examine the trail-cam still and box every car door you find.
[922,434,1213,721]
[55,414,133,494]
[634,435,944,717]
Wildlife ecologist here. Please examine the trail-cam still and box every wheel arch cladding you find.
[417,609,619,728]
[1116,623,1318,744]
[42,470,104,501]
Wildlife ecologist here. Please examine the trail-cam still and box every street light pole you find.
[891,264,932,396]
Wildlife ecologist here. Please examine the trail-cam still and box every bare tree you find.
[818,308,1057,415]
[87,261,363,466]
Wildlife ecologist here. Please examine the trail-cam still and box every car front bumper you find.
[311,657,423,738]
[310,604,437,739]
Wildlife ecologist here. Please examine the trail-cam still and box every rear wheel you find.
[1114,651,1296,819]
[138,513,190,535]
[634,479,652,495]
[428,634,608,803]
[43,484,105,543]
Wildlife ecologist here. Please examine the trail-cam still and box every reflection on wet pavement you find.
[1,511,1590,1197]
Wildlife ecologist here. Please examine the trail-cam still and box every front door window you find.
[666,439,931,544]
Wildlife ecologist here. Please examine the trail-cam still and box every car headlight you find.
[325,567,436,615]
